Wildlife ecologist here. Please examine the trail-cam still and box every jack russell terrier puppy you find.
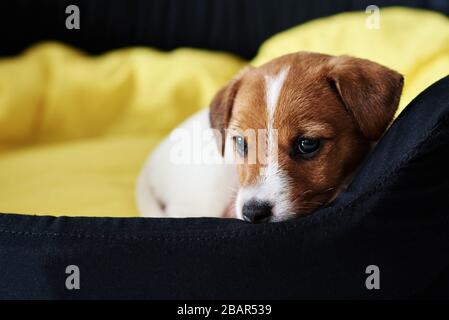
[136,52,403,223]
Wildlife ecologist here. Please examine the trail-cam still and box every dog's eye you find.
[234,136,248,157]
[295,137,321,158]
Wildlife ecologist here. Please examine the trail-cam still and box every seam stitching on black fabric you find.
[0,226,298,241]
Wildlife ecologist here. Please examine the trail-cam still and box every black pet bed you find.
[0,75,448,299]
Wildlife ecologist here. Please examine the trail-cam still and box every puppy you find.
[136,52,403,222]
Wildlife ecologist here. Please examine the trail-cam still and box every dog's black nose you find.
[242,200,273,223]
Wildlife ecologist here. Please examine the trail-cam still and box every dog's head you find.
[210,52,403,222]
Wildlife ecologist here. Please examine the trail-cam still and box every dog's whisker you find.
[300,189,313,196]
[303,201,324,206]
[314,187,337,195]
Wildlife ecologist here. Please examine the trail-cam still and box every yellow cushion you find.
[0,45,245,216]
[0,7,448,217]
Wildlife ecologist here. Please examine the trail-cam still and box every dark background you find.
[1,0,448,59]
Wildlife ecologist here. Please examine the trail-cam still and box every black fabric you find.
[0,75,448,299]
[1,0,449,59]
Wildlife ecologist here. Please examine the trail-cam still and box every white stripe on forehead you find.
[263,67,290,169]
[264,67,290,125]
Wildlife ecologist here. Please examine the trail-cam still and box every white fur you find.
[136,109,237,218]
[235,67,294,219]
[265,67,289,123]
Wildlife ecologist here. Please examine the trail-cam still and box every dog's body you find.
[136,109,237,218]
[136,52,403,222]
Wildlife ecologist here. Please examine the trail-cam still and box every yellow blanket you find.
[0,7,448,217]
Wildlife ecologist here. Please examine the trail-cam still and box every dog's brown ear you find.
[210,67,252,155]
[327,56,404,141]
